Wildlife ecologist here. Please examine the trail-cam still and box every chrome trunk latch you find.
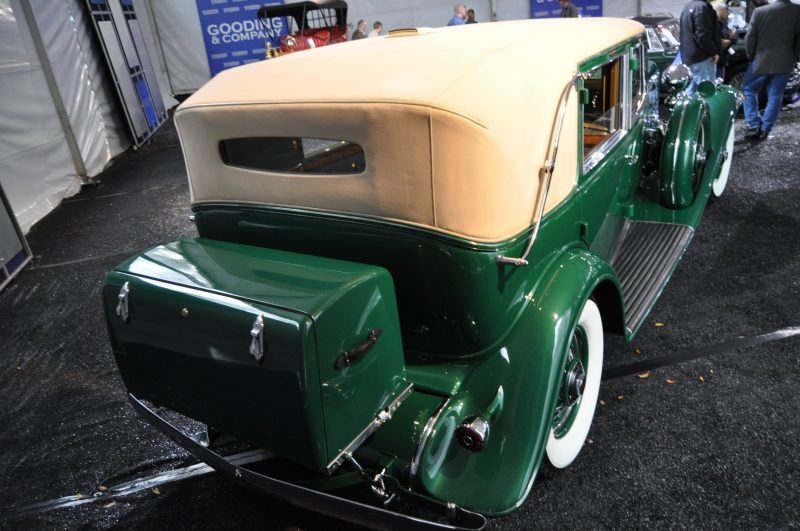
[116,282,130,322]
[249,315,265,362]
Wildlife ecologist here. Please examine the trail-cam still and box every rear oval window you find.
[219,137,365,174]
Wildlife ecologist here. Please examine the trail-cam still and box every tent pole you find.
[18,0,88,180]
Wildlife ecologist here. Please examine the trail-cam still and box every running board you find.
[610,221,694,336]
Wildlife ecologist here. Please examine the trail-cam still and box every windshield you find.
[654,20,680,51]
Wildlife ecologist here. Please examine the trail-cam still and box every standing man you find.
[742,0,800,140]
[559,0,579,18]
[679,0,721,96]
[351,19,368,40]
[368,21,383,37]
[448,4,467,26]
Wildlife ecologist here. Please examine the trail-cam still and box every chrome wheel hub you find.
[565,358,586,407]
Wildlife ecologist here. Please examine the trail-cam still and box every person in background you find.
[466,8,477,23]
[368,21,383,37]
[679,0,721,96]
[742,0,800,139]
[352,19,368,40]
[559,0,579,18]
[713,2,738,78]
[449,3,467,25]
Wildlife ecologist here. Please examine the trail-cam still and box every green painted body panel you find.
[194,206,570,357]
[365,390,445,478]
[103,238,408,474]
[414,250,619,515]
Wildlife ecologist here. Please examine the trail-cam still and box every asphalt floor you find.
[0,104,798,530]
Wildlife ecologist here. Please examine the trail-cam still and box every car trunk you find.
[102,238,408,474]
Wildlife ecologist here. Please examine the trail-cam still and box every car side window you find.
[582,56,625,169]
[220,137,366,174]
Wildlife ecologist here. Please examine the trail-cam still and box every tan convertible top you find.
[176,18,643,243]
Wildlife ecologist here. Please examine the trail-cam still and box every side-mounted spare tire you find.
[659,96,710,209]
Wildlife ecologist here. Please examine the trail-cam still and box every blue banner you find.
[530,0,602,18]
[195,0,286,77]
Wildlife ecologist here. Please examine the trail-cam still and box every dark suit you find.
[745,0,800,74]
[742,0,800,134]
[560,3,578,17]
[679,0,721,65]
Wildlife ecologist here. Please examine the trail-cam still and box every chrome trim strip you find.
[582,129,627,174]
[326,383,415,474]
[410,396,451,488]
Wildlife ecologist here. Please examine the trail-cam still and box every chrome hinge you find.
[249,315,265,362]
[116,282,130,322]
[496,255,529,266]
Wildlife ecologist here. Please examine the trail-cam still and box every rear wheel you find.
[545,299,603,469]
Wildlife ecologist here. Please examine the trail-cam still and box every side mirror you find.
[661,63,692,94]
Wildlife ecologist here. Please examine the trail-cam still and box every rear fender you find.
[414,248,622,515]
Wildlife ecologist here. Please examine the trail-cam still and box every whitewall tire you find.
[545,299,604,469]
[712,125,735,198]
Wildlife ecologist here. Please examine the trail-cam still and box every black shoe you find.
[758,129,770,140]
[745,127,762,139]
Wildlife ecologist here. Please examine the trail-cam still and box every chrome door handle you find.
[249,315,265,362]
[624,154,639,165]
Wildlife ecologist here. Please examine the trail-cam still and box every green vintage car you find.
[103,18,740,529]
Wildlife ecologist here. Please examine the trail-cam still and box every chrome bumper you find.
[128,394,486,531]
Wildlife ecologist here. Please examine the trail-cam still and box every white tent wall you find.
[29,0,130,177]
[0,0,177,234]
[0,0,80,234]
[133,0,181,108]
[146,0,210,95]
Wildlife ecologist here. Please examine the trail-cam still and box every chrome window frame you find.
[581,53,629,174]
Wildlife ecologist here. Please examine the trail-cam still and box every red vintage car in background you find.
[258,0,348,57]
